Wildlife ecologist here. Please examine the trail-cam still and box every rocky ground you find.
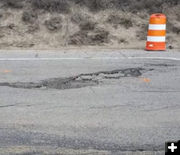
[0,0,179,49]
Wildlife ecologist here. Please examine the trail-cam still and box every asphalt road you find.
[0,50,180,155]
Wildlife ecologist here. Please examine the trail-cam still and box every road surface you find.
[0,49,180,155]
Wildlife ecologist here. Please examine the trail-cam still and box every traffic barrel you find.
[146,14,166,51]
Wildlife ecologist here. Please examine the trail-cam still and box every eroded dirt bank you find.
[0,0,179,49]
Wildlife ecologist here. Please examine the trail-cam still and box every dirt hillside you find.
[0,0,179,49]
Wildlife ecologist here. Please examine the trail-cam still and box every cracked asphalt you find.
[0,50,180,155]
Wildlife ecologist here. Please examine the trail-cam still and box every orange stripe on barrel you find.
[146,42,166,51]
[150,18,166,24]
[148,30,166,36]
[149,14,166,24]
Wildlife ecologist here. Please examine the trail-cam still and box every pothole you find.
[0,68,153,90]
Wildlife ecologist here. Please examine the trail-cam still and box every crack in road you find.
[0,103,31,109]
[0,67,153,90]
[145,63,175,67]
[0,104,16,108]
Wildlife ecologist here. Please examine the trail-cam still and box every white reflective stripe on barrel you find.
[147,36,166,42]
[149,24,166,30]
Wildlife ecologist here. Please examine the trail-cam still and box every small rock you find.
[168,45,174,49]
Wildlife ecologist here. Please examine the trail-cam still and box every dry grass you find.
[68,29,109,46]
[31,0,70,13]
[1,0,179,12]
[0,0,24,8]
[0,0,179,49]
[22,10,38,24]
[107,14,133,29]
[71,13,91,24]
[44,16,63,31]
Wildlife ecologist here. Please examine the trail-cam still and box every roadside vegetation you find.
[0,0,179,49]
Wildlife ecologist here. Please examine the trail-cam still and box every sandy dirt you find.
[0,0,179,50]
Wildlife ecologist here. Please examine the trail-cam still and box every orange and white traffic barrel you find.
[146,14,166,51]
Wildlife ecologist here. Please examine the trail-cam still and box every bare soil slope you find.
[0,0,179,49]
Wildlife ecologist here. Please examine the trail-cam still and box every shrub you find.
[27,23,39,33]
[44,17,62,31]
[74,0,119,12]
[1,0,24,8]
[167,22,180,34]
[107,14,133,29]
[79,21,96,31]
[119,38,128,44]
[22,10,38,24]
[31,0,70,13]
[71,13,91,24]
[73,0,180,13]
[68,29,109,45]
[136,24,148,40]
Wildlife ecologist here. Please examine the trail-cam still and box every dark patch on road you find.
[12,152,41,155]
[0,68,152,90]
[145,63,175,67]
[135,90,180,93]
[0,103,30,109]
[0,104,16,108]
[0,128,163,153]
